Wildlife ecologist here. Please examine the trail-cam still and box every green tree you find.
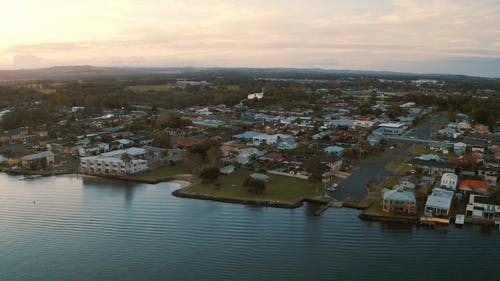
[243,177,266,195]
[303,157,328,186]
[198,165,220,183]
[151,131,171,148]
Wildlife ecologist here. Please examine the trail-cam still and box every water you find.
[0,174,498,281]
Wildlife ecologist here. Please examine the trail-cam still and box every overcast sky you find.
[1,0,499,77]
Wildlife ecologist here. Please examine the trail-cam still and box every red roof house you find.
[459,179,491,195]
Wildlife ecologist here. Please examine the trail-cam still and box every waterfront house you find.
[382,185,417,215]
[21,151,55,169]
[466,195,500,220]
[459,179,491,195]
[424,188,454,217]
[440,173,458,190]
[399,175,419,190]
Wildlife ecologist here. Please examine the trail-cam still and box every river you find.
[0,174,498,281]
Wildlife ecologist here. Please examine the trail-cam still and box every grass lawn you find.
[181,169,318,204]
[385,156,412,174]
[123,164,191,182]
[407,143,433,155]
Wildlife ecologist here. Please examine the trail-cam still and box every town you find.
[0,67,499,229]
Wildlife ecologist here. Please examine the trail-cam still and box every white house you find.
[378,122,407,135]
[440,173,458,190]
[453,142,467,155]
[425,188,454,217]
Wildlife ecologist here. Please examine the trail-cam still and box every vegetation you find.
[198,165,220,183]
[243,176,266,195]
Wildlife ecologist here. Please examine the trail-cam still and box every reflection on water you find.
[0,174,499,281]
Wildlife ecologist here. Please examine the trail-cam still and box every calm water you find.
[0,174,498,281]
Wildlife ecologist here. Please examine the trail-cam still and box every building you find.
[410,158,457,177]
[0,127,29,143]
[399,176,419,190]
[382,185,417,215]
[425,188,454,217]
[440,173,458,190]
[466,195,500,220]
[378,122,407,135]
[459,179,491,195]
[21,151,55,169]
[453,142,467,155]
[79,147,148,176]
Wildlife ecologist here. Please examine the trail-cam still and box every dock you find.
[455,214,465,226]
[420,217,450,226]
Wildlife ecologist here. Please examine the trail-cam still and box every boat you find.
[454,214,465,227]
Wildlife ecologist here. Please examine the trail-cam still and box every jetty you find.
[313,200,343,216]
[420,217,450,226]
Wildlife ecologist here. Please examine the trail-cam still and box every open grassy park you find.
[123,164,192,183]
[180,169,319,205]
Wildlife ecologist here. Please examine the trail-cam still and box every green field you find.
[181,169,318,204]
[384,156,412,174]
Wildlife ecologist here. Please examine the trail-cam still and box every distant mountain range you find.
[0,65,498,81]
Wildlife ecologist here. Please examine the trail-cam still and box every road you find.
[329,112,445,201]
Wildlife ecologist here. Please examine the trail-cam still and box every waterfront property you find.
[424,188,454,217]
[381,185,417,215]
[79,147,148,176]
[21,151,55,169]
[466,195,500,220]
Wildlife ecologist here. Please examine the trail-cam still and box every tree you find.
[198,165,220,183]
[121,154,132,168]
[151,131,171,148]
[206,146,222,166]
[303,156,328,186]
[243,177,266,195]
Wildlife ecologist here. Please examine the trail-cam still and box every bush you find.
[243,176,266,195]
[198,165,220,183]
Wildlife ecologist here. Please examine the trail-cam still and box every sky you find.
[1,0,500,77]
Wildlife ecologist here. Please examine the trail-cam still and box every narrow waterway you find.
[0,174,498,281]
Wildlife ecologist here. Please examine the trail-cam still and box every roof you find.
[261,152,285,161]
[176,137,199,148]
[425,188,453,210]
[0,127,28,137]
[459,180,490,190]
[382,186,416,203]
[400,175,419,185]
[411,158,457,169]
[250,173,270,181]
[220,145,237,153]
[379,122,405,128]
[23,151,55,161]
[441,173,458,181]
[474,196,500,206]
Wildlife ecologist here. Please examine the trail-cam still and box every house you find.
[220,145,238,157]
[399,175,419,190]
[417,154,443,162]
[324,146,344,156]
[0,127,29,143]
[142,145,166,163]
[440,173,458,190]
[466,195,500,220]
[250,173,269,182]
[459,179,491,195]
[176,137,200,149]
[378,122,407,135]
[474,124,490,134]
[111,139,133,150]
[425,188,454,217]
[381,185,417,215]
[477,166,498,187]
[453,142,467,155]
[237,148,264,165]
[410,158,457,177]
[260,152,286,162]
[219,165,235,175]
[429,142,450,154]
[21,151,55,169]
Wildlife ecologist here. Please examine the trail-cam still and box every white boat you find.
[327,183,338,192]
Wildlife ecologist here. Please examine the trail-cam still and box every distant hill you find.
[0,65,498,81]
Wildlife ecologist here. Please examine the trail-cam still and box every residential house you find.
[466,195,500,220]
[382,185,417,215]
[378,122,407,135]
[410,158,457,177]
[459,179,491,195]
[324,146,344,156]
[176,137,200,149]
[0,127,29,143]
[424,188,454,217]
[399,175,419,190]
[440,173,458,190]
[21,151,55,169]
[477,166,498,187]
[453,142,467,155]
